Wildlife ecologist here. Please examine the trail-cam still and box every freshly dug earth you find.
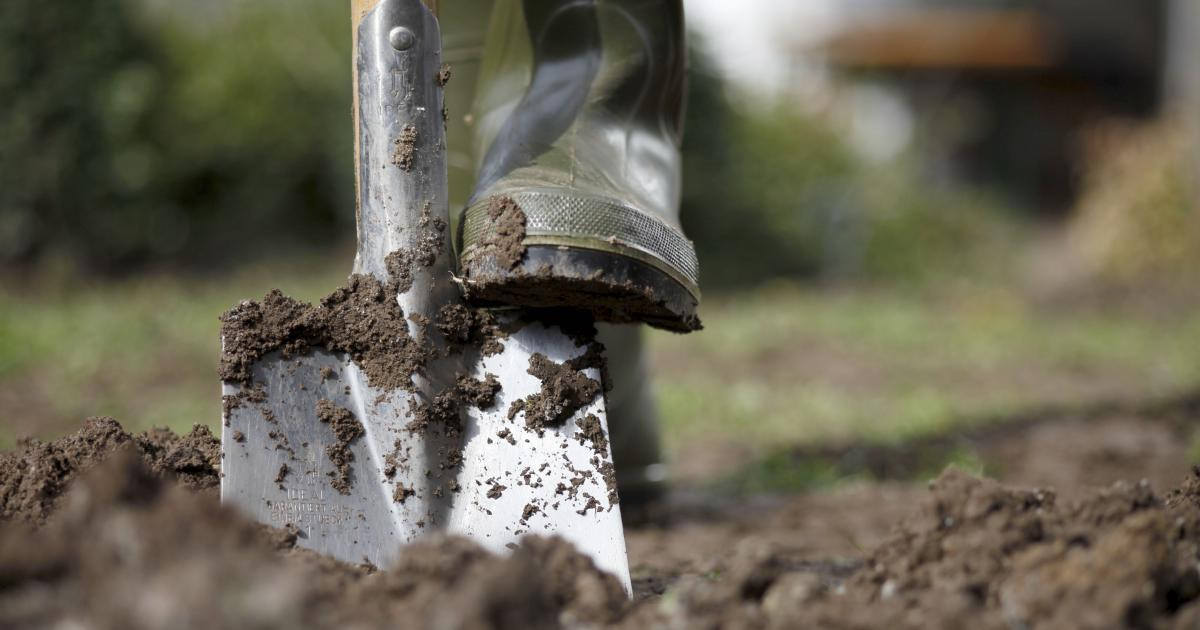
[5,417,1200,629]
[219,274,431,391]
[0,419,625,630]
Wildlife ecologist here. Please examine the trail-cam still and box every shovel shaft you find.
[351,0,454,309]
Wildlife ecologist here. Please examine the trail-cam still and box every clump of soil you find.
[576,414,608,456]
[219,273,431,391]
[436,303,507,356]
[462,195,527,272]
[457,374,501,409]
[0,416,219,525]
[623,467,1200,629]
[385,249,416,294]
[508,353,602,434]
[316,400,364,495]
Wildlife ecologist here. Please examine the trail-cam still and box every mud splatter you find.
[435,304,507,356]
[462,195,526,272]
[456,374,501,409]
[392,124,418,172]
[221,383,266,419]
[575,414,608,456]
[393,483,415,504]
[509,353,601,434]
[316,400,363,495]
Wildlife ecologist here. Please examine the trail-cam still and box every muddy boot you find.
[441,1,675,520]
[453,0,700,333]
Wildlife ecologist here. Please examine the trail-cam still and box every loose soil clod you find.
[575,414,608,456]
[509,353,602,434]
[219,272,432,391]
[456,373,501,409]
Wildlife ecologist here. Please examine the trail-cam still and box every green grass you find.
[3,262,1199,470]
[648,281,1200,456]
[0,255,348,447]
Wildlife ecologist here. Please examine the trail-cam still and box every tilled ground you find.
[3,413,1200,629]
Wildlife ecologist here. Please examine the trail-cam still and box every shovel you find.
[219,0,630,591]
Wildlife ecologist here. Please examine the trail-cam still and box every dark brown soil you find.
[0,417,218,525]
[385,249,416,294]
[7,410,1200,629]
[315,399,364,495]
[0,438,626,630]
[221,382,265,418]
[219,274,431,390]
[436,303,508,356]
[575,414,608,456]
[457,373,501,409]
[462,195,527,272]
[508,353,602,435]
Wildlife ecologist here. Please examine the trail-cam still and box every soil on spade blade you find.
[4,415,1200,629]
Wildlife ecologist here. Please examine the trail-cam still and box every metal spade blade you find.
[220,0,630,591]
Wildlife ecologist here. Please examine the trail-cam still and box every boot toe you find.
[459,193,701,332]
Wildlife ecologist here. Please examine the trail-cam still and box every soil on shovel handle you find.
[6,417,1200,629]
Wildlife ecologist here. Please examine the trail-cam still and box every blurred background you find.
[2,0,1199,493]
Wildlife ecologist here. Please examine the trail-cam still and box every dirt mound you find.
[622,467,1200,629]
[0,416,219,525]
[6,418,1200,629]
[0,420,627,630]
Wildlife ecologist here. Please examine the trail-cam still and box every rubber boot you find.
[454,0,700,333]
[441,0,675,518]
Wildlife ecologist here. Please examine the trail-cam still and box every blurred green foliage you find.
[1,0,352,271]
[681,47,1022,289]
[1,0,1020,285]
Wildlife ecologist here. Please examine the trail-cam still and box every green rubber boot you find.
[441,0,677,517]
[450,0,700,332]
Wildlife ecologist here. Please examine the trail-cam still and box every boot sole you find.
[462,244,701,332]
[459,191,701,332]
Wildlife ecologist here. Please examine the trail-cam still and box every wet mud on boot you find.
[460,196,700,332]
